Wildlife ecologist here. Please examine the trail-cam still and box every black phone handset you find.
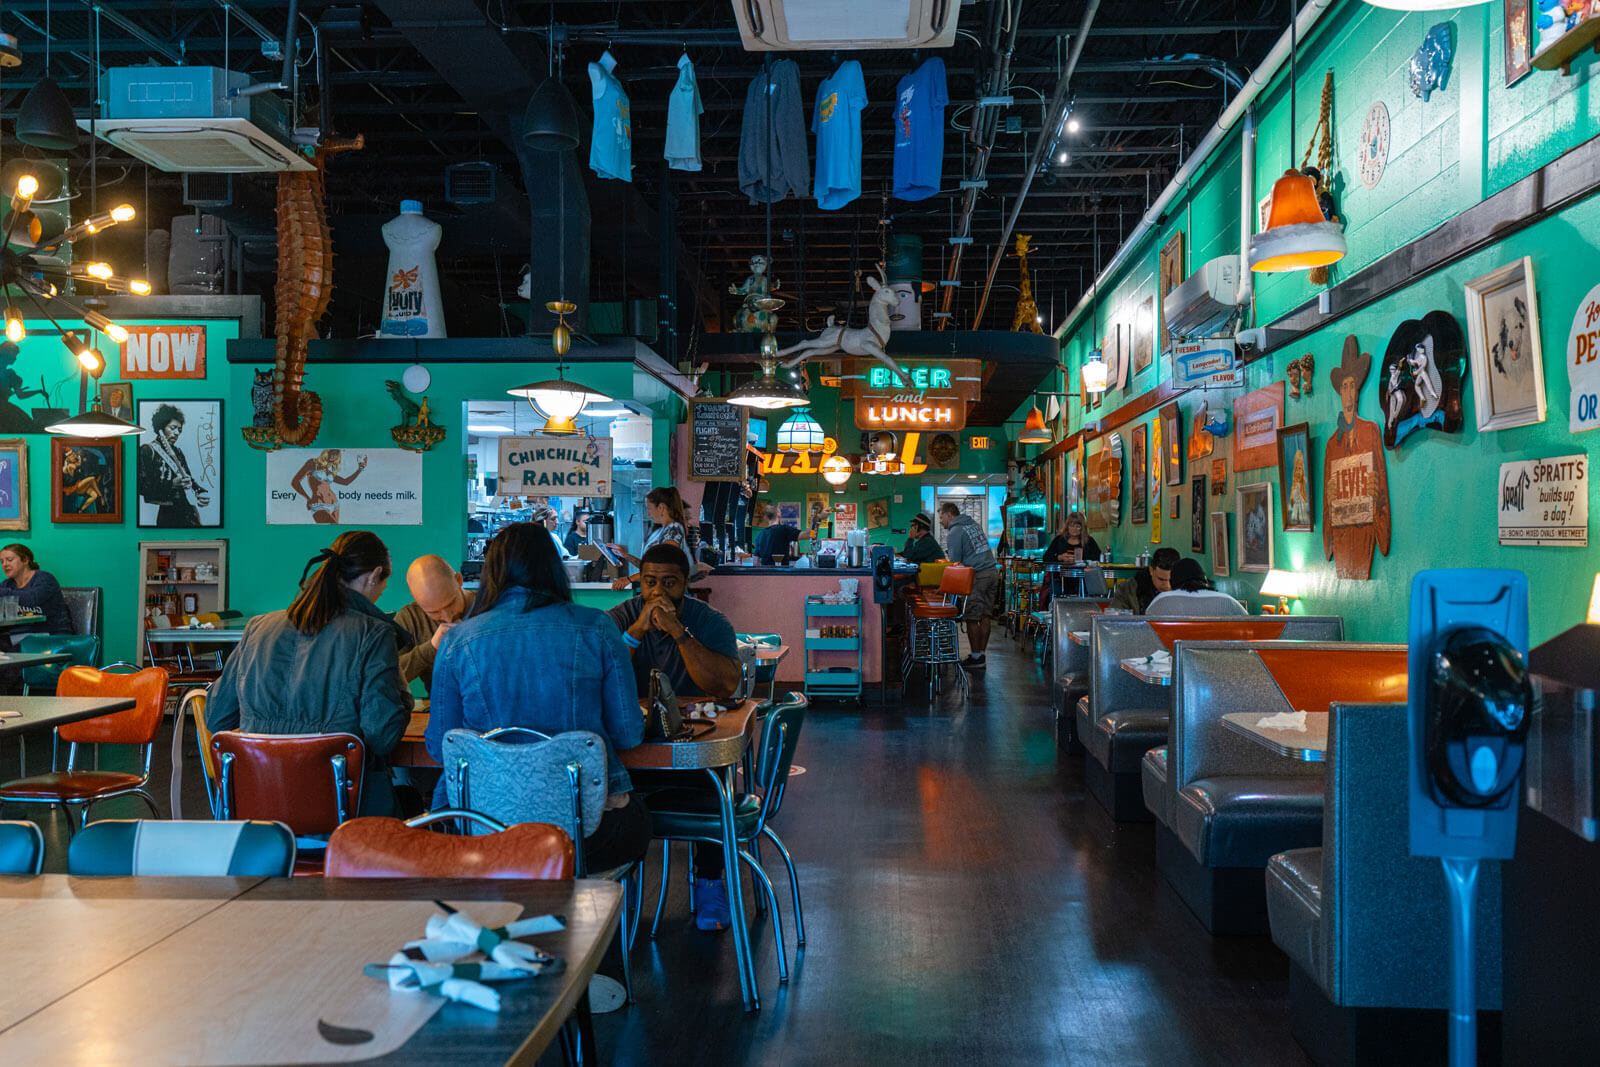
[1425,625,1533,809]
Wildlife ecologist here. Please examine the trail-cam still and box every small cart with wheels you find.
[803,595,863,702]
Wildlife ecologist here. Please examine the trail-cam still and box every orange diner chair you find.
[0,665,169,832]
[211,731,365,875]
[903,565,973,701]
[324,811,576,879]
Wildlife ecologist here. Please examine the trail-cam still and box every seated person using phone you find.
[606,543,744,930]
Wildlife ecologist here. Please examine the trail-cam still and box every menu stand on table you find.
[803,596,862,702]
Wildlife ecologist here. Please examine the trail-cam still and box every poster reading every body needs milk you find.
[266,448,423,524]
[497,436,612,498]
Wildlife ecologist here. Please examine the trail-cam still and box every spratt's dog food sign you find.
[497,436,612,497]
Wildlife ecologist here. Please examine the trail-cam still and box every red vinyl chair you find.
[210,731,364,875]
[0,665,169,832]
[324,811,576,879]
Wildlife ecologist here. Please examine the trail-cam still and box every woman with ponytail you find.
[427,521,648,870]
[207,530,415,817]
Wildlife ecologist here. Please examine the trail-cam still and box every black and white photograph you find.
[1465,256,1546,432]
[137,399,223,528]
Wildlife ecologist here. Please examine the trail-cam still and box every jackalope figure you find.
[775,272,908,380]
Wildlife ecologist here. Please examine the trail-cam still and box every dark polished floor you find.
[3,638,1311,1065]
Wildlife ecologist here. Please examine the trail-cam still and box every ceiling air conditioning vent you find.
[446,161,496,205]
[1162,255,1243,340]
[733,0,959,51]
[81,118,314,173]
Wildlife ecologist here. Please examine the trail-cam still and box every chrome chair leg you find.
[650,843,672,940]
[763,825,805,945]
[738,849,787,982]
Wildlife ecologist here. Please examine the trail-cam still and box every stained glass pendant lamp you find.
[776,407,825,452]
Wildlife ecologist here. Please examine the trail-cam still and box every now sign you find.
[119,325,207,380]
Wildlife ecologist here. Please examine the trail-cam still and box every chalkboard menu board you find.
[687,399,748,482]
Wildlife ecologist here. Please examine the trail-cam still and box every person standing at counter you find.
[563,509,591,557]
[899,513,944,564]
[753,509,801,565]
[1045,512,1101,563]
[0,544,71,644]
[1146,557,1246,616]
[610,486,703,588]
[1108,547,1179,614]
[395,554,477,692]
[937,502,999,669]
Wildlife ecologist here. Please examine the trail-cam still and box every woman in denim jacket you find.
[427,521,648,871]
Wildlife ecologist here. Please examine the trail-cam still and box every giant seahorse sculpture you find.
[244,136,363,451]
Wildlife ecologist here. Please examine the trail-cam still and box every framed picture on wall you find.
[1504,1,1533,87]
[1276,423,1314,532]
[51,437,123,523]
[1190,476,1206,552]
[866,497,889,529]
[1465,257,1546,432]
[98,382,134,421]
[777,501,802,526]
[1236,481,1274,573]
[1130,425,1148,524]
[1170,488,1181,520]
[1161,402,1182,486]
[137,399,224,528]
[0,438,28,531]
[1210,511,1230,578]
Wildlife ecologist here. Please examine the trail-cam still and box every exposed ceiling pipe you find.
[1054,0,1337,344]
[936,0,1024,326]
[971,0,1102,329]
[1235,107,1256,312]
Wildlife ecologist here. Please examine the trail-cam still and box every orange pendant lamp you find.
[1248,169,1346,272]
[1017,403,1053,445]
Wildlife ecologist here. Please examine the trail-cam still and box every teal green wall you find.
[10,325,661,664]
[1017,2,1600,645]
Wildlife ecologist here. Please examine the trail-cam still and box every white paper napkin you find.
[1256,710,1308,732]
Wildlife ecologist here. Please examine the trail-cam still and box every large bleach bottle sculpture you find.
[379,199,445,338]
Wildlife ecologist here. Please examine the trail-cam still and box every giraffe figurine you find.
[1011,233,1044,334]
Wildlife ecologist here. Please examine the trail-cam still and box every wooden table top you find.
[754,645,789,663]
[0,696,137,736]
[1221,712,1328,762]
[0,876,621,1067]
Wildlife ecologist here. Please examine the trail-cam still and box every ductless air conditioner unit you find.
[80,66,313,173]
[1162,255,1242,339]
[732,0,960,51]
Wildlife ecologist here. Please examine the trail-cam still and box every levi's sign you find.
[119,325,206,379]
[841,358,981,431]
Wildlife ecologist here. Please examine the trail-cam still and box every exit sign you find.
[969,436,991,449]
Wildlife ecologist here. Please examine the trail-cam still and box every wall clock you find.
[1358,100,1390,190]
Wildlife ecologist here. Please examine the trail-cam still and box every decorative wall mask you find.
[1323,335,1391,580]
[1409,23,1455,101]
[1379,310,1467,448]
[1287,353,1315,399]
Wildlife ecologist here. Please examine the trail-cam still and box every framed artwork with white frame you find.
[1235,481,1274,574]
[1209,511,1230,578]
[1464,256,1546,432]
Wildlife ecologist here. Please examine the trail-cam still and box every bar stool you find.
[903,565,973,701]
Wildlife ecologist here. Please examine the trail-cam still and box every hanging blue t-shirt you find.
[812,60,867,211]
[588,51,631,181]
[893,58,947,202]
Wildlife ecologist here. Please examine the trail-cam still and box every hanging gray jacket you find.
[739,58,810,204]
[943,514,997,573]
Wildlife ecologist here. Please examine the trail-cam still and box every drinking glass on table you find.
[0,596,17,620]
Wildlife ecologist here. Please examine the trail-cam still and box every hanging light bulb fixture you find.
[776,407,825,452]
[1017,403,1053,445]
[821,454,852,488]
[1080,213,1110,398]
[727,356,808,409]
[507,300,609,436]
[1248,0,1346,274]
[44,331,141,438]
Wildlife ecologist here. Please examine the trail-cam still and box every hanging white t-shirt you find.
[665,53,703,172]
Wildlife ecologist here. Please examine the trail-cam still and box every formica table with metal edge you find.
[0,650,73,672]
[1120,658,1173,686]
[0,696,137,734]
[1220,712,1328,762]
[0,875,621,1067]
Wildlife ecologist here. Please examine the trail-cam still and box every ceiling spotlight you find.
[1066,117,1081,134]
[3,308,23,343]
[1056,151,1070,165]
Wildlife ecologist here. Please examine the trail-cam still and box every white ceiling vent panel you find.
[77,118,315,173]
[733,0,960,51]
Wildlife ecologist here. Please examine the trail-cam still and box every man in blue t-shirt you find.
[606,542,743,930]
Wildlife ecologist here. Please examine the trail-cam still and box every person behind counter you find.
[1108,547,1180,614]
[425,522,648,871]
[609,486,705,588]
[607,542,742,929]
[900,512,944,565]
[1045,512,1101,564]
[753,509,801,565]
[1146,557,1247,616]
[206,531,414,818]
[564,509,590,557]
[937,502,999,669]
[0,544,72,643]
[395,554,477,692]
[531,505,574,559]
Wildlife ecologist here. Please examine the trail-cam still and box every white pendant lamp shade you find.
[46,408,142,438]
[1081,350,1110,395]
[776,408,825,452]
[727,360,808,410]
[508,375,609,435]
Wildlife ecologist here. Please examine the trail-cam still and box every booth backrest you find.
[1170,639,1384,788]
[1150,617,1311,649]
[62,587,101,640]
[1320,702,1501,1009]
[1050,597,1110,708]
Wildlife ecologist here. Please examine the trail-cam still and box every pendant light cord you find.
[1288,0,1297,171]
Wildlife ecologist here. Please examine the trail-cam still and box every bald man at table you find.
[394,555,477,693]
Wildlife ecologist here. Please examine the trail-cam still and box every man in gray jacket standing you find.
[937,501,999,668]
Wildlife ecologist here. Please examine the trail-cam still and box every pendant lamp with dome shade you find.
[521,38,579,152]
[1249,0,1346,274]
[16,0,79,151]
[44,334,142,438]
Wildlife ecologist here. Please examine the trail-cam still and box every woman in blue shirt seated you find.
[427,521,648,872]
[0,543,73,642]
